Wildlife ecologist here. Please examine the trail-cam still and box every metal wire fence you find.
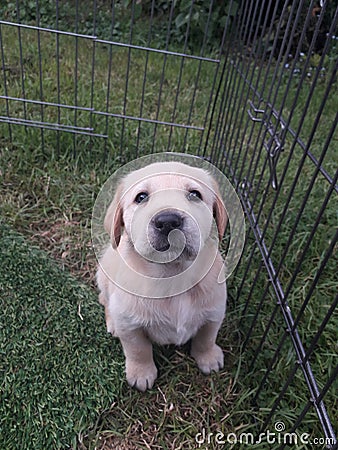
[209,2,337,447]
[0,0,337,448]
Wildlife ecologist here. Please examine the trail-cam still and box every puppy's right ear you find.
[104,185,124,249]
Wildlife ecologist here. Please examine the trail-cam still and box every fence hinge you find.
[248,101,286,190]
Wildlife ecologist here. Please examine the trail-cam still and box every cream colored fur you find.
[96,161,227,391]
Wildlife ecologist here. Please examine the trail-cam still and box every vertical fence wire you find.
[36,0,45,150]
[120,0,135,156]
[150,0,176,154]
[206,1,241,164]
[285,353,338,450]
[210,0,337,445]
[16,0,27,132]
[182,0,210,152]
[260,287,338,443]
[254,205,337,436]
[135,0,155,155]
[221,0,265,176]
[73,0,79,156]
[166,0,194,152]
[55,0,61,156]
[89,0,97,154]
[216,0,281,303]
[103,2,116,159]
[0,24,11,141]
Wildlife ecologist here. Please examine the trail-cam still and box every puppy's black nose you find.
[153,212,183,236]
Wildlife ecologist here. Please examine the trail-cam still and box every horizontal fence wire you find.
[0,20,221,64]
[0,0,226,158]
[0,20,219,127]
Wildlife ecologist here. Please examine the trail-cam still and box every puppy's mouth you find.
[151,225,186,253]
[156,242,170,252]
[151,235,191,253]
[149,227,198,263]
[149,211,196,262]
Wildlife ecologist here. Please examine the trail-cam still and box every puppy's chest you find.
[145,300,205,346]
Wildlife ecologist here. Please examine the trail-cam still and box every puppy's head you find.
[104,162,227,263]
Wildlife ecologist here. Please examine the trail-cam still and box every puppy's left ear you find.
[212,181,228,240]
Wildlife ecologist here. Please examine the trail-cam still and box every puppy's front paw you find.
[126,361,158,392]
[191,344,224,375]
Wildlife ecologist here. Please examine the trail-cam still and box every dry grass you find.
[78,344,247,450]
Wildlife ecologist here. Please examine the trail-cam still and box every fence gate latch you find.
[248,101,286,190]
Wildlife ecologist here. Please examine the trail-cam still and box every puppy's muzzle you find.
[151,211,184,252]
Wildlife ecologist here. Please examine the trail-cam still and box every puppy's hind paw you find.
[126,362,158,392]
[191,344,224,375]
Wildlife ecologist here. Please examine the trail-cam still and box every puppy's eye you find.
[188,190,202,201]
[134,192,149,204]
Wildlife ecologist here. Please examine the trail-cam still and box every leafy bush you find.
[137,0,238,49]
[0,0,238,51]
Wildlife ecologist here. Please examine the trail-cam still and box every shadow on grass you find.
[0,222,124,449]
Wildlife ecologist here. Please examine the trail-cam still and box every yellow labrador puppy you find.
[96,161,227,391]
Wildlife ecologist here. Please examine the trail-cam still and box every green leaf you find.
[175,12,188,29]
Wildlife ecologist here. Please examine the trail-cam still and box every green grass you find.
[0,12,337,450]
[0,152,335,449]
[0,222,124,449]
[0,23,220,159]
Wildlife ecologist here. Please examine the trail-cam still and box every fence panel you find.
[208,0,337,446]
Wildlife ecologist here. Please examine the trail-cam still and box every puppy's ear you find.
[104,185,124,249]
[212,180,228,240]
